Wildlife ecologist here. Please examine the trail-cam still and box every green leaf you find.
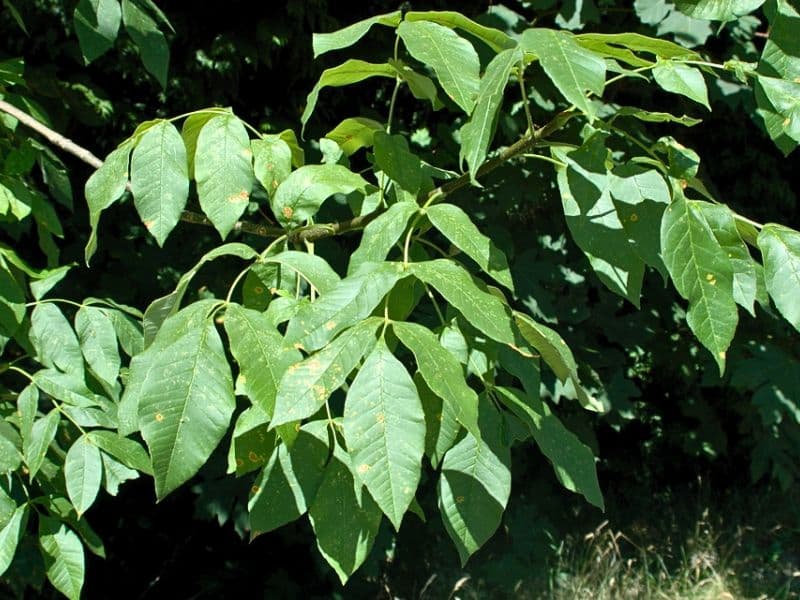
[142,243,257,345]
[263,251,341,296]
[284,262,405,352]
[313,11,401,57]
[64,435,103,516]
[272,164,369,229]
[609,163,671,278]
[520,28,606,121]
[348,202,418,275]
[224,304,302,418]
[343,339,425,529]
[75,306,120,385]
[181,110,224,179]
[136,306,235,499]
[39,517,84,600]
[0,505,27,577]
[87,430,152,474]
[412,260,515,345]
[404,11,515,53]
[73,0,122,63]
[325,117,384,156]
[226,406,274,476]
[661,195,738,372]
[694,203,760,317]
[393,321,479,442]
[652,60,710,109]
[0,260,25,341]
[30,303,84,375]
[575,32,699,66]
[675,0,765,21]
[272,318,382,428]
[397,20,480,114]
[755,76,800,145]
[100,453,139,495]
[427,204,514,291]
[195,114,255,238]
[554,135,645,305]
[33,370,100,408]
[373,132,424,194]
[84,140,133,264]
[614,106,702,126]
[301,60,396,133]
[438,403,511,565]
[107,309,143,356]
[415,373,460,468]
[514,312,602,412]
[249,422,330,535]
[308,435,383,584]
[495,387,603,509]
[460,48,519,184]
[0,181,31,221]
[121,0,169,87]
[758,224,800,332]
[0,429,20,474]
[252,135,292,198]
[130,121,189,246]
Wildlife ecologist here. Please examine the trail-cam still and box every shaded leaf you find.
[73,0,122,63]
[758,223,800,331]
[121,0,169,87]
[652,60,710,109]
[39,517,84,600]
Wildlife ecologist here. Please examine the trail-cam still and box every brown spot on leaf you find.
[143,220,155,230]
[358,463,370,475]
[236,458,244,468]
[155,413,164,422]
[456,496,465,504]
[228,190,250,203]
[324,320,336,330]
[254,286,264,294]
[282,206,293,218]
[248,451,260,463]
[251,485,260,495]
[375,412,385,425]
[629,213,639,222]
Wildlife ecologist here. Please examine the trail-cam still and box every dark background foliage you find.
[2,0,798,597]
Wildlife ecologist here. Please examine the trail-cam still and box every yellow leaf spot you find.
[375,412,385,425]
[679,179,688,190]
[236,458,244,468]
[718,351,726,360]
[248,451,260,463]
[783,117,791,127]
[251,485,260,495]
[282,206,293,218]
[227,189,250,203]
[629,213,639,223]
[293,342,304,351]
[143,220,155,230]
[706,273,716,285]
[253,286,264,294]
[155,413,164,422]
[357,463,370,475]
[324,320,336,330]
[313,384,327,400]
[272,181,279,189]
[242,148,253,159]
[294,422,301,432]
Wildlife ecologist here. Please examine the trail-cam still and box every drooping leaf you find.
[575,32,698,66]
[75,306,120,385]
[389,59,442,109]
[100,452,140,495]
[755,76,800,146]
[313,11,402,57]
[224,304,302,418]
[84,140,133,263]
[284,262,405,352]
[271,318,382,428]
[614,105,702,126]
[39,517,84,600]
[412,260,516,345]
[121,0,169,87]
[325,117,384,156]
[344,339,425,529]
[348,202,418,275]
[301,60,396,133]
[136,305,235,499]
[129,121,189,246]
[87,430,152,474]
[30,303,84,375]
[427,203,515,291]
[0,505,27,576]
[495,387,603,509]
[249,422,330,535]
[652,60,710,109]
[195,114,255,238]
[226,406,274,476]
[373,132,424,194]
[661,195,738,372]
[438,403,511,565]
[64,435,103,516]
[252,135,292,198]
[695,203,760,317]
[514,312,602,412]
[758,224,800,332]
[520,28,606,121]
[460,47,519,184]
[272,164,369,228]
[397,20,480,114]
[262,251,341,296]
[393,321,479,441]
[73,0,122,63]
[308,432,383,584]
[554,134,645,305]
[674,0,765,21]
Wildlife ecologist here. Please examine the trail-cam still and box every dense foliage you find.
[1,1,799,597]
